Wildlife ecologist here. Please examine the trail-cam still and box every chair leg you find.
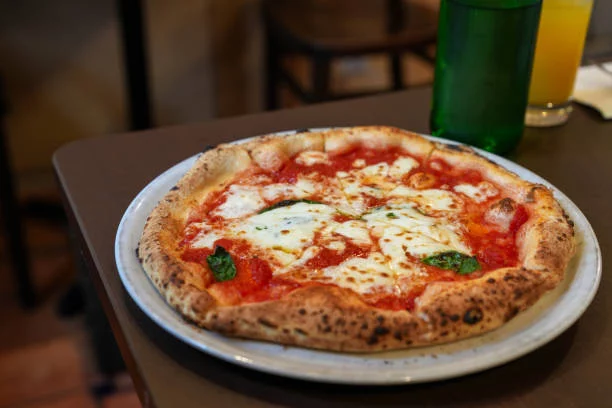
[390,54,403,90]
[0,103,35,308]
[264,33,280,111]
[387,0,404,90]
[312,55,331,103]
[116,0,152,130]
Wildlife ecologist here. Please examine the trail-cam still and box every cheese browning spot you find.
[295,151,330,166]
[454,182,499,203]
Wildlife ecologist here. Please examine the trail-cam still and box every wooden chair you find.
[262,0,438,109]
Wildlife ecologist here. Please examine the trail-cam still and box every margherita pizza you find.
[138,126,575,352]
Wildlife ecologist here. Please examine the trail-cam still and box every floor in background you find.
[0,195,141,408]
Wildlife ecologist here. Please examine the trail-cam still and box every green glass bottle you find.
[430,0,542,155]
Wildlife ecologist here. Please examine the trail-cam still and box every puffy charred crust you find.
[324,126,435,159]
[198,286,428,352]
[430,143,533,199]
[416,267,558,346]
[139,145,254,323]
[192,264,559,352]
[518,186,575,275]
[247,131,324,172]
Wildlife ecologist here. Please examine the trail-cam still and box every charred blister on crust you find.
[367,335,379,345]
[440,143,472,153]
[525,185,546,203]
[473,151,502,167]
[258,318,278,329]
[374,326,390,335]
[513,288,524,300]
[463,308,484,325]
[295,128,311,133]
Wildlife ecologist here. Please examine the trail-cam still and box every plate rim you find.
[114,128,602,385]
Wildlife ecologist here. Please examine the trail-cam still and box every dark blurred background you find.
[0,1,610,407]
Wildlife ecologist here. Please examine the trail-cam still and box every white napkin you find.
[573,62,612,119]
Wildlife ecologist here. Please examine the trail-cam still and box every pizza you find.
[137,126,575,352]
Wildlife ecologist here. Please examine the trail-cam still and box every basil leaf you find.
[206,246,237,281]
[422,251,481,275]
[386,212,398,219]
[259,199,322,213]
[458,256,481,274]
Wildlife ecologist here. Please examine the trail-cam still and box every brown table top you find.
[53,88,612,407]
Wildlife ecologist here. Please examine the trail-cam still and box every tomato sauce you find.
[181,146,529,311]
[305,240,368,270]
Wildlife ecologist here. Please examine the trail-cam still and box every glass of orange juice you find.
[525,0,593,127]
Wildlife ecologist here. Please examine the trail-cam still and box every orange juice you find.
[528,0,593,106]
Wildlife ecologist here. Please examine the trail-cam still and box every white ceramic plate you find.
[115,130,601,385]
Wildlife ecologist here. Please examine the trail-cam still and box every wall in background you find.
[0,0,217,176]
[590,0,612,37]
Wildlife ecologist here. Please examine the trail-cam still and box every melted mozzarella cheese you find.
[389,157,419,179]
[213,185,266,219]
[189,223,220,249]
[352,159,366,168]
[312,177,363,217]
[334,158,419,213]
[334,220,372,246]
[383,225,469,258]
[295,176,318,196]
[318,252,394,295]
[360,162,389,179]
[454,182,499,203]
[335,163,394,214]
[389,186,462,213]
[377,226,427,278]
[337,172,384,200]
[231,202,336,265]
[363,204,434,230]
[295,151,329,166]
[364,206,470,276]
[269,249,298,266]
[326,240,346,252]
[261,183,302,201]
